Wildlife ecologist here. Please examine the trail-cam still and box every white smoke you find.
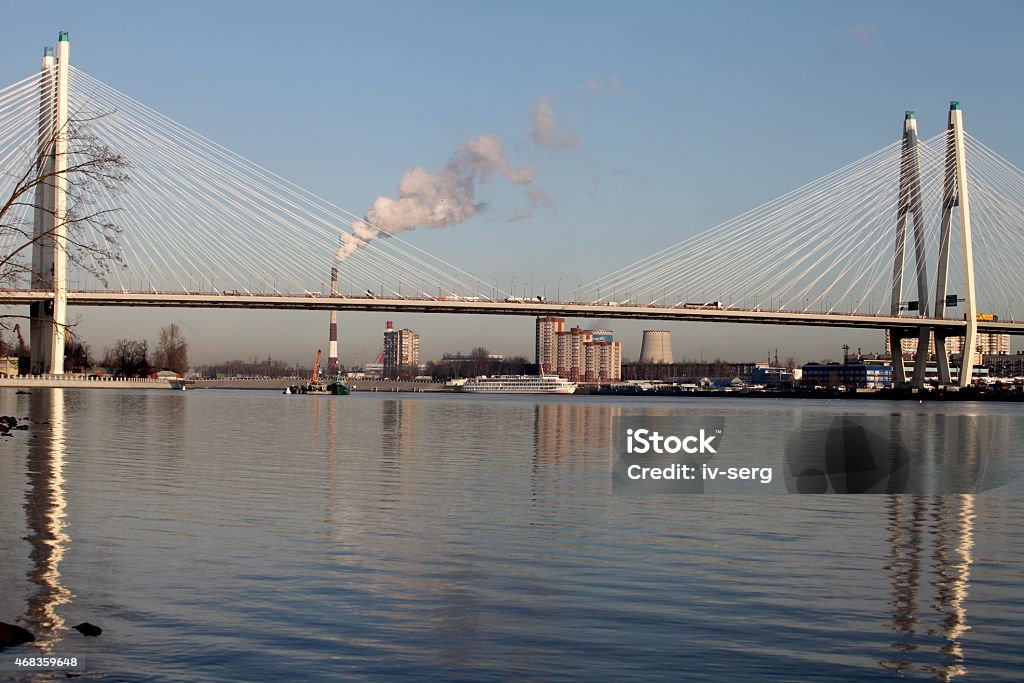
[581,76,621,93]
[529,97,580,152]
[339,135,534,259]
[506,188,555,223]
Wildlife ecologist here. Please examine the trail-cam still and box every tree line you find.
[99,323,189,377]
[425,347,533,380]
[192,357,309,379]
[0,323,188,377]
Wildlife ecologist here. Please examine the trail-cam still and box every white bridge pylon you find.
[889,104,979,388]
[27,33,70,374]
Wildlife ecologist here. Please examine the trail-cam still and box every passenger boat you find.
[458,374,577,394]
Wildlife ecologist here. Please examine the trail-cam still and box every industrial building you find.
[750,364,794,388]
[984,352,1024,378]
[801,360,893,389]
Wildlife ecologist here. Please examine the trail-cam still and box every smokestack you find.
[639,330,674,364]
[327,267,339,374]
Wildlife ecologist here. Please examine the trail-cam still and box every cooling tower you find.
[639,330,673,364]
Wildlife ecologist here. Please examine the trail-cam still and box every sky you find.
[2,0,1022,366]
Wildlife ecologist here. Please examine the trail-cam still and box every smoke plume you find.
[529,97,580,152]
[339,135,533,259]
[581,76,621,93]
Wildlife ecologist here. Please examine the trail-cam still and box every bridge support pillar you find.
[933,102,978,388]
[29,32,70,375]
[889,330,909,386]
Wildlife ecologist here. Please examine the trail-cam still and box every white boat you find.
[458,374,577,394]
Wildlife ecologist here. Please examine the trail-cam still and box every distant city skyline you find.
[2,1,1021,364]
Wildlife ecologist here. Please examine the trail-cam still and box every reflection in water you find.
[533,401,619,459]
[381,398,417,459]
[21,389,72,653]
[532,402,619,500]
[883,494,975,680]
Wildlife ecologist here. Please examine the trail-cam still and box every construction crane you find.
[12,324,27,355]
[311,349,322,384]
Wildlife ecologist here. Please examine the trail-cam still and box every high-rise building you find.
[958,331,1010,356]
[550,325,622,382]
[555,327,592,381]
[583,340,622,382]
[536,316,565,374]
[383,321,420,379]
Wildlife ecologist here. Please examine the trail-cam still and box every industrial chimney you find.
[327,267,339,374]
[639,330,674,364]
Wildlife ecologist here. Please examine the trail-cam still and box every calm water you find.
[1,389,1023,681]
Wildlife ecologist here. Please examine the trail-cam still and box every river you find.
[1,390,1022,680]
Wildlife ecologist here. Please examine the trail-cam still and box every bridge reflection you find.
[20,389,73,654]
[882,494,975,680]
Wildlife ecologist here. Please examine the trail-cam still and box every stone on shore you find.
[0,621,36,647]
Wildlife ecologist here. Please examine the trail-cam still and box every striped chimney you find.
[328,267,339,374]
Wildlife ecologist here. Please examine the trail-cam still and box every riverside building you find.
[383,321,420,380]
[535,318,622,383]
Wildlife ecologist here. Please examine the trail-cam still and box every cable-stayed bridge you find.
[3,33,1024,386]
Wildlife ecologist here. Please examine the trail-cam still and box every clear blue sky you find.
[2,1,1021,365]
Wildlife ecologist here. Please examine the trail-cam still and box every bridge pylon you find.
[888,111,931,388]
[932,102,978,388]
[29,31,70,375]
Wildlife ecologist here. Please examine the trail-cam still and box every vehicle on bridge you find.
[504,295,548,303]
[681,301,724,310]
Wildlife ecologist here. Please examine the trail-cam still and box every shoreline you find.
[590,386,1024,401]
[3,377,1022,401]
[0,376,182,390]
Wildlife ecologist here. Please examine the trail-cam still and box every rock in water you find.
[73,622,102,637]
[0,621,36,647]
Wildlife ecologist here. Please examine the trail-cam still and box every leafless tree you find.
[0,111,129,338]
[153,323,189,376]
[102,338,149,378]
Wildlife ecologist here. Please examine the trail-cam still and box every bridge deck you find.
[3,290,1023,334]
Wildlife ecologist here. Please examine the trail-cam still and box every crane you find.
[311,349,322,384]
[12,324,27,355]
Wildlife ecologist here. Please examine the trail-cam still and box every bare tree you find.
[153,323,189,376]
[0,111,129,321]
[102,338,149,378]
[65,337,92,373]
